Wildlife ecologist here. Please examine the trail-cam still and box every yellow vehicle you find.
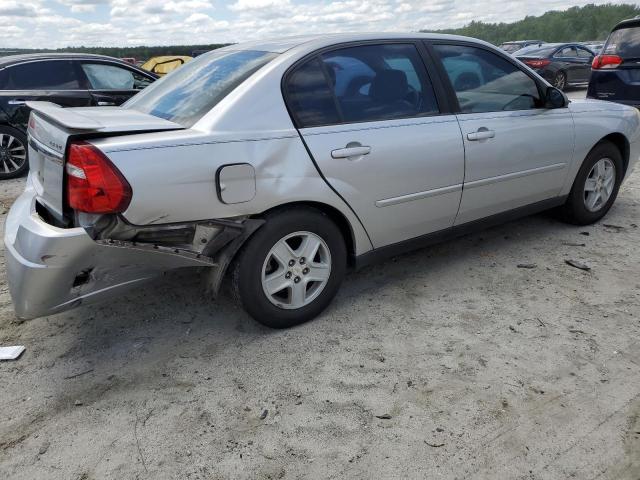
[141,56,192,76]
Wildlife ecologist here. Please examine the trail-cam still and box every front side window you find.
[434,44,542,114]
[577,47,594,58]
[1,60,81,90]
[285,43,439,127]
[81,63,153,90]
[124,49,277,127]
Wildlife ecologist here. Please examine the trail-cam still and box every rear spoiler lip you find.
[27,101,103,130]
[26,101,184,132]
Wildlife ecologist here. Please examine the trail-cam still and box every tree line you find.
[2,3,640,59]
[425,3,640,44]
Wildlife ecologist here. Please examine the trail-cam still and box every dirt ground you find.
[1,90,640,480]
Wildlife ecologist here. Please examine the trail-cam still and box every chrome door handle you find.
[331,145,371,159]
[467,129,495,141]
[97,101,116,106]
[8,99,26,105]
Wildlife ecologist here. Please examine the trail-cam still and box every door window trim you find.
[281,39,452,129]
[423,39,551,114]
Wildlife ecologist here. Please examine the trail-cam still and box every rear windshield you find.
[515,45,557,57]
[124,49,278,127]
[603,26,640,58]
[500,43,521,53]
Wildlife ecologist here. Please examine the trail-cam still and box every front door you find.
[575,46,596,83]
[78,62,155,106]
[431,43,575,225]
[284,42,465,248]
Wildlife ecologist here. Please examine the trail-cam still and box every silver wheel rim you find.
[554,72,566,89]
[584,157,615,212]
[261,231,331,310]
[0,133,26,174]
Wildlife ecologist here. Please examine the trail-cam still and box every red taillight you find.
[523,59,551,69]
[66,142,132,214]
[592,54,623,69]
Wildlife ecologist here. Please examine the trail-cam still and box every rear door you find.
[78,61,155,106]
[284,42,465,248]
[0,59,91,130]
[429,42,574,225]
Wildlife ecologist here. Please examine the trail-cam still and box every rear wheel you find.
[559,141,623,225]
[230,207,347,328]
[553,71,567,90]
[0,125,28,179]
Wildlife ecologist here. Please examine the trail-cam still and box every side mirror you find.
[545,86,567,108]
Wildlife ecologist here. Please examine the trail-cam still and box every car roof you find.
[220,32,497,54]
[0,52,135,67]
[613,17,640,31]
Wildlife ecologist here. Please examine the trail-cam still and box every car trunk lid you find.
[27,102,183,222]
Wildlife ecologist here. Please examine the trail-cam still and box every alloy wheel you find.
[0,133,27,174]
[583,157,615,212]
[554,72,566,90]
[261,231,332,309]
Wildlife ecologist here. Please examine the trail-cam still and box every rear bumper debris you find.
[4,185,261,319]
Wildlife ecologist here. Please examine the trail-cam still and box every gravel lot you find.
[1,90,639,480]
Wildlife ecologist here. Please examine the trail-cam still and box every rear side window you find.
[285,58,341,128]
[1,60,81,90]
[285,43,439,127]
[604,26,640,58]
[434,44,542,114]
[81,63,153,90]
[124,50,277,127]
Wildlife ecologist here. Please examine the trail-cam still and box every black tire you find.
[553,71,567,91]
[0,125,28,179]
[230,207,347,328]
[559,141,623,225]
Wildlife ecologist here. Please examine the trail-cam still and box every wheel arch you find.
[254,201,358,266]
[597,132,630,176]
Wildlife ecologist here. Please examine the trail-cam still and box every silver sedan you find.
[4,33,639,328]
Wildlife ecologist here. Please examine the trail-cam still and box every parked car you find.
[582,41,604,54]
[499,40,545,53]
[5,34,639,328]
[141,56,192,76]
[0,53,157,178]
[515,43,595,90]
[588,18,640,107]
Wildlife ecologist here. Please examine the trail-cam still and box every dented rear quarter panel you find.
[93,129,373,256]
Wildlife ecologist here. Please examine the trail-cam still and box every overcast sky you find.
[0,0,637,48]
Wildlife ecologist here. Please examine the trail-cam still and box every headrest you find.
[369,70,408,102]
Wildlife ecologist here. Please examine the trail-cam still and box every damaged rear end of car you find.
[6,103,263,319]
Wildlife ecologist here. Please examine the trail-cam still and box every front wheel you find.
[230,207,347,328]
[559,141,623,225]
